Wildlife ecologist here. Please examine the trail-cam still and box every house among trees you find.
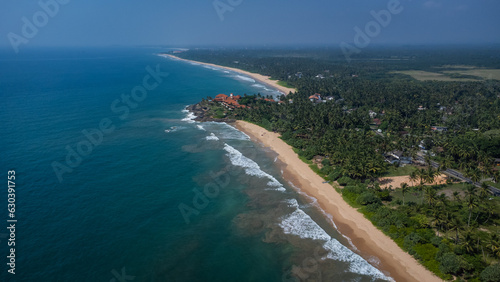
[309,93,322,102]
[385,150,412,165]
[214,94,228,102]
[431,126,448,132]
[372,118,382,126]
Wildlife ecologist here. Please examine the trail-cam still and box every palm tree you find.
[493,170,500,184]
[440,155,453,172]
[424,155,432,167]
[449,217,462,244]
[468,167,482,184]
[452,191,461,203]
[425,186,437,206]
[482,201,495,225]
[409,170,418,187]
[400,182,409,205]
[425,166,437,185]
[478,182,490,200]
[437,193,448,207]
[465,185,478,227]
[416,168,427,204]
[431,208,446,236]
[487,234,500,258]
[478,151,492,173]
[461,231,476,254]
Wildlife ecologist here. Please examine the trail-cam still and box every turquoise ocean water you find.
[0,48,392,281]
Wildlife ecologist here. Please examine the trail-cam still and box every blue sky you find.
[1,0,499,49]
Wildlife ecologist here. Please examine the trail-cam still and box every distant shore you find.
[234,120,442,282]
[161,54,296,95]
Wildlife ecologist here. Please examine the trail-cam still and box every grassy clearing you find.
[436,65,478,69]
[392,70,480,81]
[383,165,417,177]
[393,68,500,81]
[390,186,422,204]
[442,69,500,80]
[276,80,294,88]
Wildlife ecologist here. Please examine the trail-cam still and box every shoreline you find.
[234,120,442,282]
[161,54,296,95]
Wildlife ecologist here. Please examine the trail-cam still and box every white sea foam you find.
[164,126,186,133]
[194,122,249,140]
[234,75,255,83]
[284,198,299,208]
[203,65,220,71]
[223,71,230,74]
[251,83,267,89]
[156,54,170,59]
[287,181,359,250]
[265,186,287,192]
[280,209,393,281]
[251,84,272,92]
[182,112,197,123]
[223,143,283,189]
[196,125,206,131]
[216,123,250,140]
[205,133,219,141]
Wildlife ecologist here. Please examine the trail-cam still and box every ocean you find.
[0,47,391,281]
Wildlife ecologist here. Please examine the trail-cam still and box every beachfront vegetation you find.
[340,178,500,281]
[183,46,500,281]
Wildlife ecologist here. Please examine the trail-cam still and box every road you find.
[415,156,500,196]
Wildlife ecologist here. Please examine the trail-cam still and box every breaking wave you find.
[234,75,255,83]
[181,110,197,123]
[279,209,393,281]
[223,143,284,189]
[205,133,219,141]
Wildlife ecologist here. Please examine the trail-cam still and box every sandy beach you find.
[234,120,442,282]
[162,54,296,95]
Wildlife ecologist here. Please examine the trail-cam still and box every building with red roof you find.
[214,94,228,102]
[309,93,322,102]
[214,93,250,109]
